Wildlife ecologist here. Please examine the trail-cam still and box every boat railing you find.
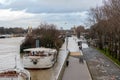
[19,69,30,80]
[24,52,54,57]
[0,69,30,80]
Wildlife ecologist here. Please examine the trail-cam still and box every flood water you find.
[0,37,68,80]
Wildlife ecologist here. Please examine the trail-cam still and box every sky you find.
[0,0,103,29]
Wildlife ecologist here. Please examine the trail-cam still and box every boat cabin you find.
[23,47,57,69]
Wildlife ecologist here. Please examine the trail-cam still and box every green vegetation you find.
[97,48,120,66]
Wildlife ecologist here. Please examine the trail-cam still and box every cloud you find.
[0,0,103,29]
[0,9,35,21]
[0,9,88,29]
[37,11,88,25]
[0,0,103,13]
[0,0,15,5]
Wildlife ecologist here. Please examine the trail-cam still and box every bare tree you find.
[76,25,85,38]
[88,0,120,61]
[21,23,63,52]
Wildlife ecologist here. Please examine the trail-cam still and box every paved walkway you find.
[62,36,92,80]
[62,56,91,80]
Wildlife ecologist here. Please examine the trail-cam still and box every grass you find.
[97,48,120,66]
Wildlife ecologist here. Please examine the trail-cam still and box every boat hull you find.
[23,56,56,69]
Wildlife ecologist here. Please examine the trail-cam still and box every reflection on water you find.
[29,69,52,80]
[0,37,67,80]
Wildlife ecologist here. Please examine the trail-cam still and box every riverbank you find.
[97,48,120,68]
[83,47,120,80]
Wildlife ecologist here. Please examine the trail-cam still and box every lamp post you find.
[66,33,68,51]
[65,22,68,51]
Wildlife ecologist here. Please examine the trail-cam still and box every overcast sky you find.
[0,0,103,29]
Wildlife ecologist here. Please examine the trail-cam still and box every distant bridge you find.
[0,34,13,38]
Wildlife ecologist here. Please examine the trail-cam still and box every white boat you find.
[22,47,57,69]
[0,69,30,80]
[0,54,30,80]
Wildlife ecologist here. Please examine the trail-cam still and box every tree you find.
[76,25,85,38]
[21,23,63,52]
[88,0,120,61]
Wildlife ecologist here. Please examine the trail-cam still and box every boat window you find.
[0,71,19,77]
[24,53,29,57]
[32,51,35,56]
[27,52,32,56]
[48,53,52,56]
[30,51,37,56]
[40,54,47,57]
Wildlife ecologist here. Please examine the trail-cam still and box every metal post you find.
[36,39,39,48]
[66,37,68,50]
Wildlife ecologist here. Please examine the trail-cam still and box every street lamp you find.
[66,32,68,50]
[65,22,68,51]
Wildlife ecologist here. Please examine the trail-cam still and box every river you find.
[0,37,68,80]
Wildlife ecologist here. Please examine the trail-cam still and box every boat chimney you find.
[36,38,40,48]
